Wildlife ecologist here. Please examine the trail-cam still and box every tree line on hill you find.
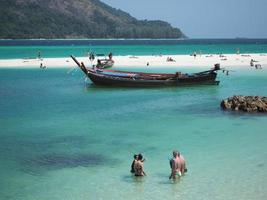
[0,0,185,39]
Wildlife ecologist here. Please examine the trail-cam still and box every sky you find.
[101,0,267,38]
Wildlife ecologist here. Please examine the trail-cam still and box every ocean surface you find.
[1,39,267,59]
[0,39,267,200]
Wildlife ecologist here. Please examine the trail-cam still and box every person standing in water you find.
[37,50,42,60]
[130,154,138,173]
[169,150,186,179]
[134,154,146,176]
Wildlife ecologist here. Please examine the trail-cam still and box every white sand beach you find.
[0,53,267,70]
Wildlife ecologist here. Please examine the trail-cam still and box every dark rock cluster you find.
[221,95,267,112]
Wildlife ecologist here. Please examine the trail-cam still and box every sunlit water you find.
[0,39,267,59]
[0,40,267,200]
[0,67,267,200]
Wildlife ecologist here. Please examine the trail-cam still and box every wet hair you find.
[134,154,138,159]
[173,150,180,157]
[138,154,143,161]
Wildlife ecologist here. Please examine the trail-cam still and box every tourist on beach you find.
[169,150,186,180]
[250,59,254,67]
[89,52,95,62]
[255,64,262,69]
[193,52,196,59]
[40,62,46,69]
[134,154,146,176]
[167,57,175,62]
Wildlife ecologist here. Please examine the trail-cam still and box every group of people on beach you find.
[130,150,187,180]
[166,57,176,62]
[37,51,47,69]
[250,59,262,69]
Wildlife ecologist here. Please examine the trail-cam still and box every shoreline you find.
[0,53,266,70]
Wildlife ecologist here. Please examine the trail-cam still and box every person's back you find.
[134,154,146,176]
[178,154,186,174]
[169,150,187,179]
[169,151,180,179]
[130,154,138,173]
[134,160,144,176]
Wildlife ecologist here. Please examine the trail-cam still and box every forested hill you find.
[0,0,186,39]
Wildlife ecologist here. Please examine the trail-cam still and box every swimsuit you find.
[176,171,182,177]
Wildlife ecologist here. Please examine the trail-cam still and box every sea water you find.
[0,39,267,59]
[0,40,267,200]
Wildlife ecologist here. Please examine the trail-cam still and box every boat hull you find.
[70,55,221,87]
[87,71,219,87]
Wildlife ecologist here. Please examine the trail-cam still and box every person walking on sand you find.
[134,154,146,176]
[169,150,187,179]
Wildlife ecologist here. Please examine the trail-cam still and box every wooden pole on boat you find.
[80,62,88,75]
[70,55,81,67]
[70,55,88,75]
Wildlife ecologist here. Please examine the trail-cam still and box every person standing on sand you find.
[193,52,196,59]
[169,150,187,179]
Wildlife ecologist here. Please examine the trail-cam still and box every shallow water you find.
[1,39,267,59]
[0,66,267,200]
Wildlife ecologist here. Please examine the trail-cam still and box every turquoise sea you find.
[0,40,267,200]
[1,39,267,59]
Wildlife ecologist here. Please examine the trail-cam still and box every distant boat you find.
[92,52,114,69]
[96,58,114,69]
[71,55,221,87]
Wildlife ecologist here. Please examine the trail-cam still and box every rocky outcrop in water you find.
[221,95,267,112]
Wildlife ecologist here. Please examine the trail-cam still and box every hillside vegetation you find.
[0,0,185,39]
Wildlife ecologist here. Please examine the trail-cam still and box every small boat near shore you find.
[94,52,114,69]
[96,58,114,69]
[71,55,221,87]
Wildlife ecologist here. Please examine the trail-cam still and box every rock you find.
[221,99,232,109]
[221,95,267,113]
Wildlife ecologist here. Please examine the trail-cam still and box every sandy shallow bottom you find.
[0,53,267,72]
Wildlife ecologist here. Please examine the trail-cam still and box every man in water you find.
[169,150,186,179]
[134,154,146,176]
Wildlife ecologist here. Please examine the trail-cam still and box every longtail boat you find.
[71,55,221,87]
[95,52,114,69]
[96,58,114,69]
